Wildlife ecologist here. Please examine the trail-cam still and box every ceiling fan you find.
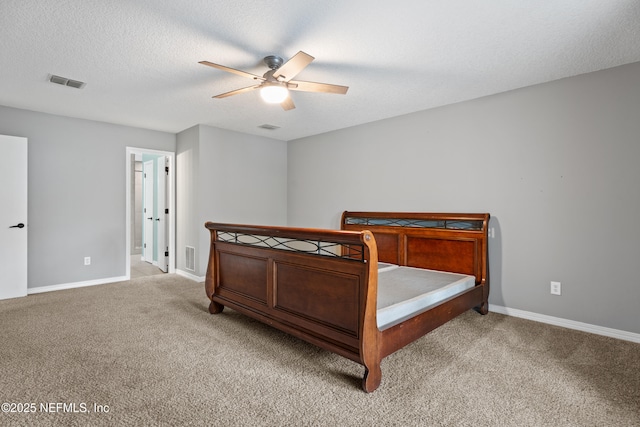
[199,51,348,110]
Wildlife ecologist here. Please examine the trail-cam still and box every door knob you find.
[9,223,25,229]
[147,217,153,220]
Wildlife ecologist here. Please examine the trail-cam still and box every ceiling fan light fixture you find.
[260,84,288,104]
[201,51,348,111]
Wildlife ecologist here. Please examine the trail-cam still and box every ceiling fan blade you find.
[288,80,349,95]
[273,51,314,82]
[199,61,265,81]
[213,85,261,99]
[281,96,295,111]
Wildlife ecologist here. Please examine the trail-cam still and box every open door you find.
[156,156,169,273]
[142,160,154,264]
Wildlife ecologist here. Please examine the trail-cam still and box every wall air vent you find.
[185,246,195,272]
[258,124,280,130]
[48,74,86,89]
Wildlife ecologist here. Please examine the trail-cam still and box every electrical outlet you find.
[550,281,561,295]
[84,257,91,266]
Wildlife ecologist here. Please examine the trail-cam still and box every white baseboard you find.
[27,278,636,343]
[176,269,205,282]
[490,305,640,344]
[28,276,129,295]
[27,271,202,296]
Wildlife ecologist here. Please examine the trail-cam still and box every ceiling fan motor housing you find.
[263,55,284,70]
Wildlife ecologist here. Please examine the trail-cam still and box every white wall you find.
[177,124,287,277]
[0,106,175,289]
[287,62,640,335]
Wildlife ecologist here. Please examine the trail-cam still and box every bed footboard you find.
[204,222,381,384]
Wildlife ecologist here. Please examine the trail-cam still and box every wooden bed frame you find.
[204,211,490,392]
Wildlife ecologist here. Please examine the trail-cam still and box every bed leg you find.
[209,301,224,314]
[476,301,489,315]
[362,364,382,393]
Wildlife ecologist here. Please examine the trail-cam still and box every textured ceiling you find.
[1,0,639,141]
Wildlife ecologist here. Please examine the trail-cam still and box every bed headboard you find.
[341,211,490,286]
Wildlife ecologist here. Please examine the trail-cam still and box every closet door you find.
[0,135,28,299]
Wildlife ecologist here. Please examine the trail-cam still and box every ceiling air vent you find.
[48,74,86,89]
[258,124,280,130]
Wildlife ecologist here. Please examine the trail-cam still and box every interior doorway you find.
[126,147,175,279]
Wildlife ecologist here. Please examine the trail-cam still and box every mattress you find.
[376,264,475,330]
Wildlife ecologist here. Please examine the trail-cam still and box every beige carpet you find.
[0,274,638,426]
[129,255,165,279]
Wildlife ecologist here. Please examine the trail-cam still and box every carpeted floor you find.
[129,255,165,279]
[0,274,638,426]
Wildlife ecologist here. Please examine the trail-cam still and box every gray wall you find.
[4,61,637,334]
[287,62,640,335]
[177,124,287,277]
[0,106,175,288]
[176,125,200,275]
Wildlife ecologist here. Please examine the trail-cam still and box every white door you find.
[0,135,28,300]
[156,156,168,272]
[143,160,154,264]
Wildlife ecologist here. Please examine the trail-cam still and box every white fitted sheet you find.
[376,265,475,330]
